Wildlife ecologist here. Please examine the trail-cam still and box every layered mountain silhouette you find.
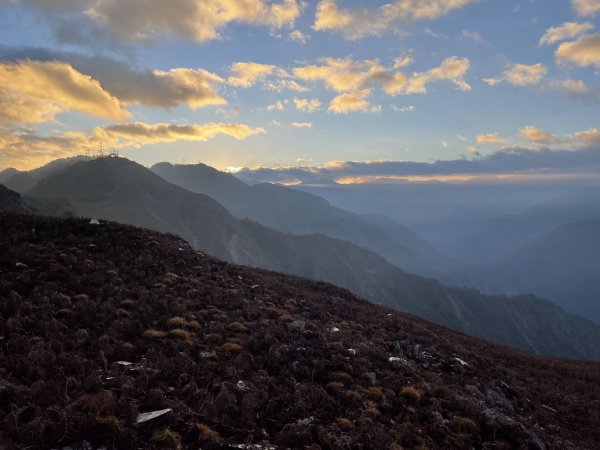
[151,162,467,285]
[487,220,600,323]
[11,156,600,360]
[2,214,599,448]
[0,184,36,214]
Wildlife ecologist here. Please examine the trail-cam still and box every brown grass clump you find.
[279,314,293,322]
[218,342,242,353]
[335,418,352,429]
[185,320,200,331]
[55,308,73,318]
[326,381,345,391]
[119,299,136,308]
[168,316,188,327]
[151,428,182,449]
[227,321,248,332]
[169,328,193,341]
[450,416,479,434]
[400,386,422,405]
[206,333,223,345]
[196,423,221,443]
[144,328,167,338]
[72,293,90,303]
[367,387,384,401]
[116,308,129,318]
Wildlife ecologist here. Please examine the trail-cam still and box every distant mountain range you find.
[151,162,468,285]
[4,156,600,360]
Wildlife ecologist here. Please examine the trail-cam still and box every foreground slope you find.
[1,215,599,449]
[24,157,600,359]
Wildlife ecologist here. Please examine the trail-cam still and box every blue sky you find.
[0,0,599,182]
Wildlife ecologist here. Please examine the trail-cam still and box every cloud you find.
[267,100,286,111]
[0,121,265,169]
[228,62,279,88]
[289,29,309,43]
[290,122,312,128]
[539,21,594,45]
[556,34,600,68]
[88,0,301,43]
[293,57,387,92]
[484,63,547,86]
[234,146,600,185]
[476,132,505,144]
[0,60,129,125]
[293,56,471,96]
[570,128,600,147]
[572,0,600,16]
[385,56,471,94]
[94,122,265,148]
[390,104,415,112]
[293,97,322,112]
[313,0,478,39]
[0,48,226,110]
[328,90,380,114]
[393,56,414,69]
[519,125,560,144]
[550,78,588,95]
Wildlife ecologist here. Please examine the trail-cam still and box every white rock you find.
[135,408,173,425]
[236,380,250,392]
[347,348,357,355]
[89,219,100,225]
[116,361,133,366]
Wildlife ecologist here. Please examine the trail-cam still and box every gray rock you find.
[365,372,377,385]
[296,416,315,426]
[486,389,514,413]
[289,320,306,330]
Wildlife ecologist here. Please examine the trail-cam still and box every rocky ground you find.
[0,214,599,449]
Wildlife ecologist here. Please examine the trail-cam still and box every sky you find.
[0,0,599,184]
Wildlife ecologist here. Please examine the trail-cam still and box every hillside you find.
[1,214,600,449]
[23,157,600,360]
[488,220,600,323]
[151,162,465,284]
[0,184,36,214]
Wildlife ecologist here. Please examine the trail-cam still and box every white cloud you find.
[386,57,471,94]
[293,97,322,112]
[556,34,600,68]
[519,125,560,145]
[0,60,129,125]
[87,0,301,43]
[539,21,594,45]
[390,104,415,112]
[267,100,286,111]
[572,0,600,17]
[291,122,312,128]
[328,90,381,114]
[289,29,309,43]
[313,0,479,39]
[484,63,547,86]
[476,132,505,144]
[228,62,279,88]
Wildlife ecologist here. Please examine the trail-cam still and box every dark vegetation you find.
[1,214,599,449]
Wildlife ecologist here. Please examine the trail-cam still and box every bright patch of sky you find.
[0,0,598,173]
